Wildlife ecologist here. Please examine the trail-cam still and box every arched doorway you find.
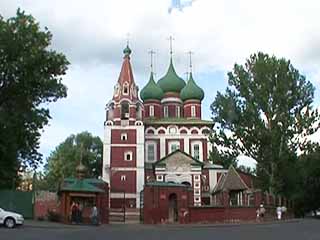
[168,193,178,223]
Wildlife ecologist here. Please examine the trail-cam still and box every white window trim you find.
[156,175,163,182]
[169,140,180,154]
[176,106,180,118]
[149,105,154,117]
[146,141,157,162]
[191,141,203,161]
[124,151,133,161]
[121,175,126,181]
[191,105,196,117]
[121,133,128,141]
[123,82,129,95]
[164,106,168,118]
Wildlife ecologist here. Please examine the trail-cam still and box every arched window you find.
[121,102,129,119]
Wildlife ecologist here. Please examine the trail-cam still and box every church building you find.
[102,44,227,208]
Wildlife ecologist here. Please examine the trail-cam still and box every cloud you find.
[1,0,319,165]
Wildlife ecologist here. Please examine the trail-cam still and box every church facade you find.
[102,45,227,208]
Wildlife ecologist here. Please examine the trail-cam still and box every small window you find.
[194,189,200,195]
[194,182,200,188]
[176,106,180,118]
[121,133,127,141]
[149,105,154,117]
[124,151,133,161]
[123,83,129,95]
[121,175,126,181]
[147,144,155,162]
[163,106,168,118]
[156,175,163,182]
[170,142,180,153]
[194,175,200,181]
[191,105,196,117]
[194,197,201,202]
[193,144,200,160]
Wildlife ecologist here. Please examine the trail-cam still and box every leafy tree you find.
[43,132,103,190]
[0,9,69,188]
[295,143,320,216]
[210,52,319,194]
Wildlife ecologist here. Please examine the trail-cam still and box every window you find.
[124,151,133,161]
[194,182,200,188]
[121,133,127,141]
[121,175,126,181]
[194,175,200,181]
[156,175,163,181]
[191,105,196,117]
[163,106,168,118]
[121,102,129,119]
[176,106,180,118]
[169,141,180,153]
[149,105,154,117]
[123,83,129,95]
[147,144,155,162]
[194,197,200,202]
[193,144,200,160]
[194,189,200,195]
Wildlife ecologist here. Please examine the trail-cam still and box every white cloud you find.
[1,0,319,163]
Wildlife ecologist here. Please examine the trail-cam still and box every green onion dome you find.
[140,72,164,101]
[157,58,186,93]
[123,45,132,56]
[180,72,204,101]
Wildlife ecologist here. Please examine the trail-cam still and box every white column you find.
[136,125,145,208]
[160,137,166,158]
[184,137,189,154]
[102,126,112,183]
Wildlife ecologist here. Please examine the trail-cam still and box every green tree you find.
[295,143,320,216]
[43,132,103,190]
[0,9,69,188]
[210,52,319,195]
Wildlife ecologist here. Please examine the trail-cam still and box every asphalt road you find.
[0,219,319,240]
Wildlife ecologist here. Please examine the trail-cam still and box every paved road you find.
[0,219,319,240]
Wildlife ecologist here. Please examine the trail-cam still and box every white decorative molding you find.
[161,97,183,104]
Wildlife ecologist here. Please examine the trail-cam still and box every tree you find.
[0,9,69,188]
[295,143,320,216]
[210,52,319,195]
[43,132,103,190]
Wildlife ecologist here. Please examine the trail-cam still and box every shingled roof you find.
[213,165,249,193]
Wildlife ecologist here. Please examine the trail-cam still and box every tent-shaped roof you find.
[213,165,249,193]
[154,149,204,168]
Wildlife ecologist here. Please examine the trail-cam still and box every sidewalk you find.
[24,218,299,229]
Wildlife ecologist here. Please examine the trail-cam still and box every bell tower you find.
[103,45,145,208]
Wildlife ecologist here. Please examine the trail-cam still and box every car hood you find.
[3,210,23,218]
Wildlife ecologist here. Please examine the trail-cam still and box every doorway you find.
[168,193,178,223]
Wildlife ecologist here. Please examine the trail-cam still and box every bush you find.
[47,209,61,222]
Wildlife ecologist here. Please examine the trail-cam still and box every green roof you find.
[180,73,204,101]
[60,178,105,193]
[157,58,186,93]
[144,117,213,125]
[140,72,164,101]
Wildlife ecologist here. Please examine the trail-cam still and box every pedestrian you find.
[276,206,282,220]
[256,208,260,222]
[70,202,77,224]
[91,204,99,225]
[259,203,265,220]
[281,206,287,219]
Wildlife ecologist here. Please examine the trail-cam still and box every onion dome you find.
[123,45,132,57]
[180,72,204,101]
[140,72,164,101]
[76,162,87,179]
[157,58,186,93]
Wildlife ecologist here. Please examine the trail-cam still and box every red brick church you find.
[102,44,228,208]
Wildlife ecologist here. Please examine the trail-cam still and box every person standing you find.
[70,202,77,224]
[277,206,282,220]
[91,205,99,225]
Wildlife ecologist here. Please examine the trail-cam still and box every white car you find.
[0,208,24,228]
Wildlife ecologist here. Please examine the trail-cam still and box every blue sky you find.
[1,0,319,168]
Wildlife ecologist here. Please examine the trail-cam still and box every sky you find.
[1,0,320,168]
